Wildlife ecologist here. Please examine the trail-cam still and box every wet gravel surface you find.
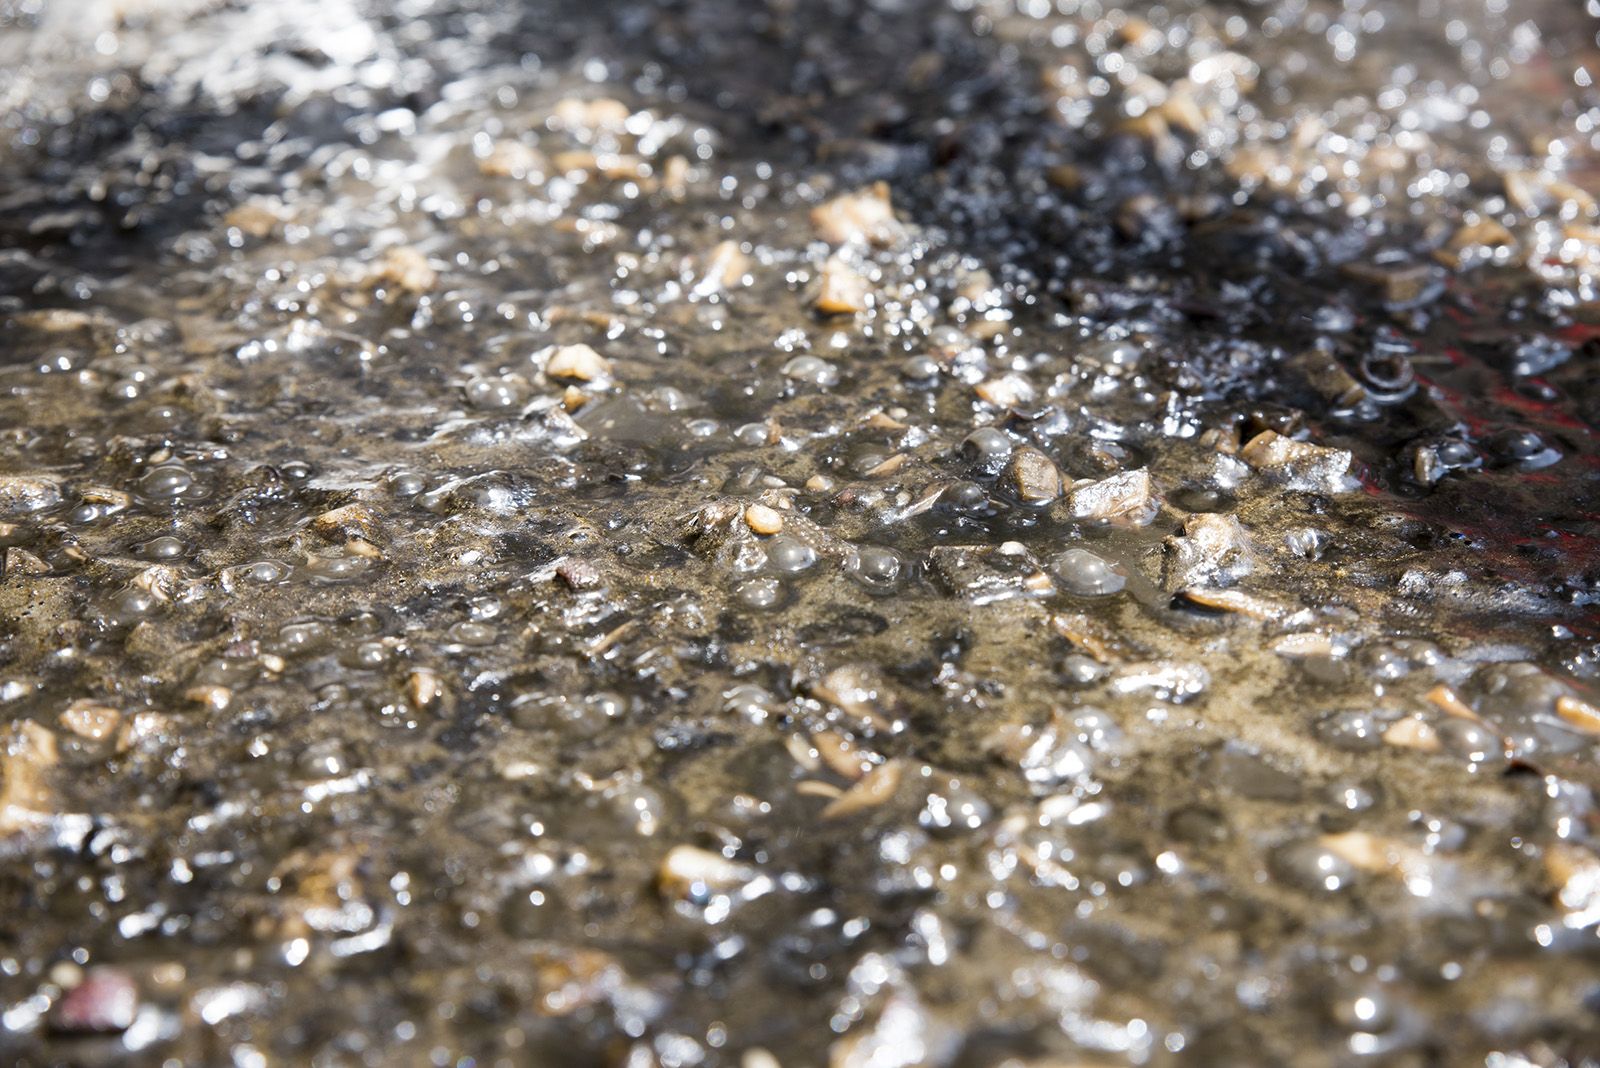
[3,1,1600,1065]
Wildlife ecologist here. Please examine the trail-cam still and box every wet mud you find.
[2,1,1600,1065]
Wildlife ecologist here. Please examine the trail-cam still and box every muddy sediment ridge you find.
[2,0,1600,1064]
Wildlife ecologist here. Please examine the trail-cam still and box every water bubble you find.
[781,356,839,388]
[765,535,816,573]
[137,465,194,500]
[1052,547,1127,596]
[959,427,1013,474]
[1271,838,1359,893]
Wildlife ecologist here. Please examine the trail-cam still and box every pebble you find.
[0,476,63,514]
[50,968,139,1034]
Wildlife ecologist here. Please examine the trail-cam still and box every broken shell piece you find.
[477,139,546,179]
[1004,447,1062,504]
[311,503,378,541]
[1049,612,1125,664]
[0,720,58,835]
[974,374,1035,409]
[59,701,122,742]
[811,730,875,781]
[695,240,752,295]
[1557,694,1600,735]
[821,760,903,819]
[744,503,784,535]
[1066,469,1156,525]
[549,96,631,131]
[545,344,613,383]
[657,845,771,913]
[367,246,436,294]
[183,685,232,712]
[407,669,445,709]
[1319,831,1435,893]
[1545,843,1600,924]
[1178,586,1289,623]
[1425,684,1484,723]
[224,198,285,238]
[1109,661,1209,702]
[1382,716,1440,752]
[1163,512,1251,591]
[1240,431,1353,493]
[811,182,902,246]
[815,256,872,315]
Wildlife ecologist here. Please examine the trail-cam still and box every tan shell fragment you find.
[223,197,284,238]
[0,720,58,835]
[545,344,612,383]
[1425,684,1485,724]
[974,374,1034,409]
[1553,694,1600,735]
[1049,612,1124,664]
[811,181,902,246]
[811,730,875,781]
[1319,831,1434,887]
[312,503,378,541]
[1178,586,1289,622]
[184,684,232,712]
[1382,716,1440,752]
[696,240,752,294]
[657,845,759,900]
[477,139,546,178]
[1240,430,1353,493]
[815,256,872,314]
[60,701,122,742]
[367,246,436,294]
[821,760,903,819]
[1545,843,1600,917]
[407,669,445,710]
[1066,469,1156,525]
[549,96,631,131]
[744,503,785,535]
[1004,446,1062,504]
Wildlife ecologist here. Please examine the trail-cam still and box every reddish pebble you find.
[52,968,138,1034]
